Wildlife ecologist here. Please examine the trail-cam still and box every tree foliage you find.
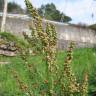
[38,3,72,22]
[89,24,96,31]
[8,2,24,14]
[0,1,24,14]
[0,0,4,11]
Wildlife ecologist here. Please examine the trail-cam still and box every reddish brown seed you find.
[44,80,48,84]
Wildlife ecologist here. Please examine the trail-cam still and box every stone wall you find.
[0,15,96,49]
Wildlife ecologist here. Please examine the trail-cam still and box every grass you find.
[0,48,96,95]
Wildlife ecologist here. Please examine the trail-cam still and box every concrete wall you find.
[0,17,30,35]
[0,15,96,49]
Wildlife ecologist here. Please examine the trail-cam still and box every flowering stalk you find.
[11,69,33,96]
[24,0,57,95]
[80,73,88,96]
[57,42,80,95]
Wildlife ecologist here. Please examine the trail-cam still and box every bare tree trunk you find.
[1,0,8,32]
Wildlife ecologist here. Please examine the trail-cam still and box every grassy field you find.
[0,48,96,96]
